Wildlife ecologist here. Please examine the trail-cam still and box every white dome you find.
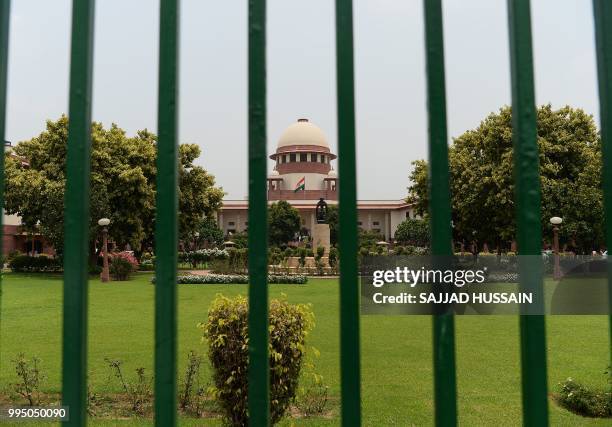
[277,119,329,149]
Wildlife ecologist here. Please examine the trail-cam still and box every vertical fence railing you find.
[0,1,607,426]
[592,0,612,369]
[507,0,549,425]
[423,1,458,425]
[61,0,96,425]
[247,0,270,425]
[0,0,10,375]
[335,0,361,425]
[154,0,180,426]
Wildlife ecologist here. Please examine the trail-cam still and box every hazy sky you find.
[6,0,599,199]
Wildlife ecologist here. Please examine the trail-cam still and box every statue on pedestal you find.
[316,198,328,224]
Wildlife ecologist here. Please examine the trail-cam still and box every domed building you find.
[217,119,415,241]
[267,118,338,200]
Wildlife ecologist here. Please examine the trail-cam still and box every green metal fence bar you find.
[154,0,180,426]
[247,0,270,425]
[423,1,458,425]
[335,1,361,425]
[62,0,96,425]
[592,0,612,368]
[0,0,10,374]
[507,1,549,425]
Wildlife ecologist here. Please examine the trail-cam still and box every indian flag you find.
[294,176,306,192]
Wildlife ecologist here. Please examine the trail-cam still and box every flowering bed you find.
[151,274,308,285]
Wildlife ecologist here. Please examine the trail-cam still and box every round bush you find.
[201,295,314,425]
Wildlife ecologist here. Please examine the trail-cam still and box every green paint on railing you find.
[247,0,270,425]
[62,0,96,425]
[154,1,180,426]
[423,1,458,425]
[507,1,549,425]
[0,0,10,377]
[335,1,361,425]
[592,0,612,369]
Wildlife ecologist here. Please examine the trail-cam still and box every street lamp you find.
[193,231,200,250]
[98,218,111,282]
[550,216,563,280]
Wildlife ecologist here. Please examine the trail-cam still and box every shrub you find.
[283,247,294,259]
[295,347,329,417]
[105,359,152,415]
[179,351,215,416]
[9,255,61,273]
[557,377,611,417]
[295,371,329,417]
[298,248,307,268]
[178,249,229,268]
[268,247,283,265]
[109,252,138,281]
[328,247,338,268]
[228,248,248,273]
[12,353,45,406]
[201,295,314,425]
[315,246,325,260]
[151,274,308,285]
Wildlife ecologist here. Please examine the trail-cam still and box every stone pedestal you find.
[312,223,331,255]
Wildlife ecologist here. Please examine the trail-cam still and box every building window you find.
[290,153,296,162]
[320,155,325,163]
[406,212,410,218]
[228,221,235,226]
[373,221,379,226]
[300,153,307,162]
[310,153,317,162]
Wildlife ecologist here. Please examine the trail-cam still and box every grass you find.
[0,272,610,426]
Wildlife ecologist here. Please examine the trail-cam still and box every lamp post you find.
[550,216,563,280]
[98,218,111,282]
[193,231,200,251]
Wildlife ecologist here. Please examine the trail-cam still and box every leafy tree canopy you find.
[394,218,430,247]
[195,216,225,247]
[5,116,224,256]
[268,200,301,246]
[407,105,603,253]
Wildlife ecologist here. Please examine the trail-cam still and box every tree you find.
[394,218,429,247]
[195,216,224,248]
[4,116,224,257]
[407,105,603,253]
[268,200,301,246]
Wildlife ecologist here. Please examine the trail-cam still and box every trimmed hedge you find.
[151,274,308,285]
[9,255,62,273]
[178,249,229,265]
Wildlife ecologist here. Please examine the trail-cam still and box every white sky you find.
[6,0,599,199]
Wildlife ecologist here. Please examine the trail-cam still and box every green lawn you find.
[0,273,610,426]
